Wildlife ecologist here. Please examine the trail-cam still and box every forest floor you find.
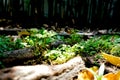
[0,23,120,67]
[0,20,120,79]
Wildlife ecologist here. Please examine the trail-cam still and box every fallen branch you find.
[0,56,85,80]
[1,47,35,64]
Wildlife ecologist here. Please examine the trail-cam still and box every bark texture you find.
[1,47,35,64]
[0,56,85,80]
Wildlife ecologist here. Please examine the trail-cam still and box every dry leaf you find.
[101,52,120,67]
[102,73,116,80]
[115,71,120,80]
[77,69,94,80]
[90,66,98,72]
[18,30,30,37]
[102,71,120,80]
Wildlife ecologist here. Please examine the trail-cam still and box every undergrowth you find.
[0,28,120,67]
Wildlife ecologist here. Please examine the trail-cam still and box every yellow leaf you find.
[115,70,120,80]
[101,52,120,67]
[102,71,120,80]
[102,73,116,80]
[90,66,98,73]
[77,69,94,80]
[18,30,30,37]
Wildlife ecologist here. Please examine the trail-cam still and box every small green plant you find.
[0,36,13,54]
[65,33,83,44]
[110,45,120,57]
[45,44,76,64]
[95,54,102,60]
[21,28,57,48]
[77,36,114,56]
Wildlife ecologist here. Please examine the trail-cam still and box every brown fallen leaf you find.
[102,73,116,80]
[102,70,120,80]
[77,69,94,80]
[101,52,120,67]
